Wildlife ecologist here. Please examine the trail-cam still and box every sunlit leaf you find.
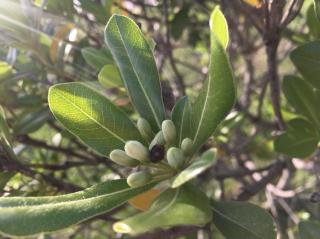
[98,64,123,89]
[210,7,229,49]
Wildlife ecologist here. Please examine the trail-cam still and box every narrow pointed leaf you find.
[299,221,320,239]
[192,12,235,151]
[113,183,212,235]
[48,82,144,156]
[274,118,318,158]
[172,96,193,145]
[210,7,229,49]
[0,180,154,236]
[171,150,216,188]
[0,106,11,145]
[283,75,320,129]
[105,14,165,130]
[212,201,276,239]
[290,41,320,89]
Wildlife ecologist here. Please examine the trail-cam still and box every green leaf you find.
[274,118,318,158]
[299,220,320,239]
[282,75,320,129]
[172,96,193,145]
[0,106,11,145]
[212,201,276,239]
[105,14,165,130]
[171,5,190,40]
[13,106,51,135]
[0,179,154,236]
[171,150,216,188]
[48,82,144,156]
[98,64,123,89]
[192,11,235,151]
[307,4,320,39]
[79,0,110,24]
[0,172,15,191]
[0,61,12,81]
[313,0,320,21]
[210,7,229,49]
[81,47,114,70]
[113,183,212,235]
[290,41,320,89]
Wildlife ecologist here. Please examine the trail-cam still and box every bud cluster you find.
[109,118,194,188]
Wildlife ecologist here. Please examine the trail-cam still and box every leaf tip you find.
[113,222,132,234]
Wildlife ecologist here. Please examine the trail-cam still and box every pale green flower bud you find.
[127,171,152,188]
[110,149,140,167]
[149,130,165,149]
[181,138,193,156]
[137,118,154,142]
[125,141,149,162]
[167,147,185,170]
[162,120,177,145]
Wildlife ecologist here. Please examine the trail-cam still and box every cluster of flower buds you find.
[109,117,194,188]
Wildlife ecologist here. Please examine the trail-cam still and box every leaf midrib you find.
[54,90,126,144]
[211,206,264,239]
[113,17,161,128]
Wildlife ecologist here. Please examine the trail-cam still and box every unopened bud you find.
[110,149,140,167]
[162,120,177,145]
[167,147,185,170]
[149,130,165,149]
[181,138,193,156]
[137,118,154,142]
[125,141,149,162]
[127,171,152,188]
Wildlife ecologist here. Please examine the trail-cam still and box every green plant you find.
[0,7,277,238]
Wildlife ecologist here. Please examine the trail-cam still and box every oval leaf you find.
[274,118,318,158]
[48,82,144,156]
[299,220,320,239]
[192,11,235,151]
[290,41,320,89]
[105,14,165,130]
[172,96,193,145]
[81,47,114,70]
[212,201,276,239]
[171,150,216,188]
[283,75,320,129]
[210,7,229,49]
[98,64,123,89]
[0,180,154,236]
[113,183,212,235]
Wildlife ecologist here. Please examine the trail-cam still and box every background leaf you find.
[298,220,320,239]
[290,41,320,89]
[0,180,154,236]
[98,64,123,89]
[48,82,144,156]
[212,201,276,239]
[113,183,212,235]
[105,14,165,130]
[81,47,114,70]
[171,150,216,188]
[274,118,318,158]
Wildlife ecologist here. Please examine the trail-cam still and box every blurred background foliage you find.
[1,0,320,238]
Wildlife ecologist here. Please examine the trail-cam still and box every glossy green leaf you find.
[290,41,320,89]
[0,180,154,236]
[98,64,123,89]
[48,82,144,156]
[105,14,165,130]
[212,201,276,239]
[210,7,229,49]
[192,11,235,151]
[13,106,51,135]
[81,47,114,70]
[299,220,320,239]
[0,61,12,81]
[283,75,320,129]
[171,150,216,188]
[113,183,212,235]
[172,96,193,145]
[274,118,318,158]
